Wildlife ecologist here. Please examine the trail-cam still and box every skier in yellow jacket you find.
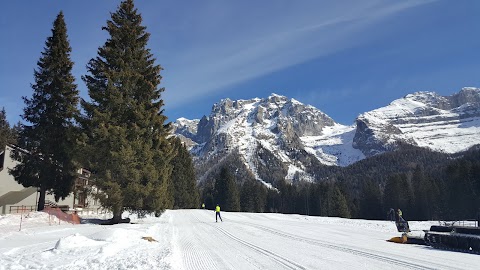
[215,204,223,222]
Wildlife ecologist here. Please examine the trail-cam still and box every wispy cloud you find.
[155,0,436,109]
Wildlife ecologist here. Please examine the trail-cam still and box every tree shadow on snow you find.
[80,217,131,225]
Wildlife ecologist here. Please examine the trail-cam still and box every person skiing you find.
[202,203,205,209]
[215,204,223,222]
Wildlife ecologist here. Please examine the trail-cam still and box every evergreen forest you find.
[201,144,480,221]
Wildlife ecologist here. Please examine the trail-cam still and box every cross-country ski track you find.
[1,209,478,269]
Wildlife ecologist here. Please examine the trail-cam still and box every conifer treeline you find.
[200,145,480,221]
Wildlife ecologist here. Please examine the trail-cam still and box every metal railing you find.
[9,205,36,213]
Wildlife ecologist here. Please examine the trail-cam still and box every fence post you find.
[19,213,22,231]
[18,205,27,231]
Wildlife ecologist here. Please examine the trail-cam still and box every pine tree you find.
[201,181,215,210]
[252,182,267,212]
[214,167,240,211]
[240,179,253,212]
[0,108,16,150]
[383,173,413,218]
[240,179,262,212]
[266,188,281,213]
[297,184,310,215]
[163,159,175,210]
[445,160,478,219]
[277,179,297,214]
[411,166,440,220]
[324,184,351,218]
[359,178,383,220]
[308,183,323,216]
[171,137,199,209]
[10,12,79,211]
[80,0,174,222]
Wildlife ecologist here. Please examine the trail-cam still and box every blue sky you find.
[1,0,479,125]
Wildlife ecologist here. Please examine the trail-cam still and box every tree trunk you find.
[37,185,46,211]
[112,205,123,224]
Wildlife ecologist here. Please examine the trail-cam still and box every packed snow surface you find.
[1,210,479,269]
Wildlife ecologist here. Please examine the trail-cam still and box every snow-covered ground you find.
[301,123,365,167]
[1,210,479,269]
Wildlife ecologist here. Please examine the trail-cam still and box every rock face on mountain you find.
[172,118,199,149]
[172,88,480,184]
[172,94,350,184]
[353,87,480,157]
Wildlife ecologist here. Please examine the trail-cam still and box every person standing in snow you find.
[202,203,205,209]
[395,208,410,232]
[397,208,403,221]
[215,204,223,222]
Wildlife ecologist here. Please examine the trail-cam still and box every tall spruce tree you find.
[240,179,267,213]
[359,178,383,220]
[445,160,479,219]
[252,181,267,212]
[324,183,351,218]
[383,173,413,217]
[214,167,240,211]
[80,0,174,221]
[171,137,199,209]
[0,108,16,150]
[411,166,439,220]
[240,180,252,212]
[10,12,79,211]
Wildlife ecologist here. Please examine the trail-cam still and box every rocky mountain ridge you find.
[353,87,480,156]
[173,87,480,184]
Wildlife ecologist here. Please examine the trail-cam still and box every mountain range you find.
[172,87,480,185]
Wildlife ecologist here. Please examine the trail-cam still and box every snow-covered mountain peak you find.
[268,93,287,100]
[354,88,480,156]
[360,91,447,121]
[459,87,480,95]
[175,93,366,184]
[175,117,199,127]
[174,87,480,185]
[171,118,200,149]
[455,87,480,105]
[402,88,479,105]
[403,91,448,108]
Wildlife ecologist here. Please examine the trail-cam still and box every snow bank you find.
[89,228,146,243]
[54,233,103,250]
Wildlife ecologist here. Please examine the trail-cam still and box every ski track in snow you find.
[214,225,307,270]
[1,210,479,270]
[232,221,446,270]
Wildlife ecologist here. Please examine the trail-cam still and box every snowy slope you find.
[356,88,480,155]
[301,123,365,167]
[1,210,479,270]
